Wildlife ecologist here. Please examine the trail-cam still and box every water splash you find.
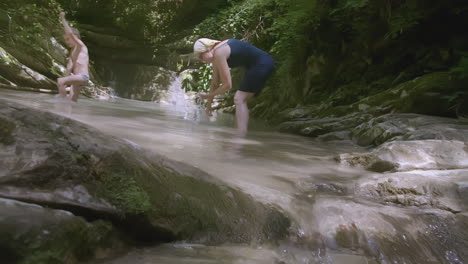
[160,72,204,122]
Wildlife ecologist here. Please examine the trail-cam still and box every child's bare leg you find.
[57,77,68,97]
[56,75,85,100]
[71,84,82,102]
[68,84,74,98]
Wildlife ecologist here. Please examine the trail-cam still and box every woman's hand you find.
[205,102,213,116]
[196,93,214,116]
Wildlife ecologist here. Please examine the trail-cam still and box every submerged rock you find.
[0,99,290,263]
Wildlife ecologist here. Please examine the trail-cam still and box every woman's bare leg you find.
[234,90,254,137]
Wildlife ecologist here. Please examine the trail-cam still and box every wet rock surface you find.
[337,140,468,172]
[0,99,290,263]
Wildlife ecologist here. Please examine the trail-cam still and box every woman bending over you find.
[194,38,275,136]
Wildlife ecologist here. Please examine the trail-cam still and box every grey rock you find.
[352,113,468,146]
[337,140,468,172]
[355,170,468,212]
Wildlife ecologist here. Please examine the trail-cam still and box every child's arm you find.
[70,33,86,47]
[60,12,74,35]
[60,12,86,48]
[65,57,73,76]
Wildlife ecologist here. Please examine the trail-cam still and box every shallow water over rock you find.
[1,89,467,264]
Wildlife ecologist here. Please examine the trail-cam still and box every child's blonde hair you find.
[72,28,81,39]
[65,28,81,39]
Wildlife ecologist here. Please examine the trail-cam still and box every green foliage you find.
[181,70,195,92]
[59,0,228,46]
[450,54,468,80]
[185,0,468,120]
[0,1,61,44]
[268,0,321,58]
[385,4,423,39]
[193,0,271,41]
[448,54,468,117]
[183,0,277,93]
[196,63,213,93]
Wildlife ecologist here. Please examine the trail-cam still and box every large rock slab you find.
[0,47,56,90]
[0,99,290,262]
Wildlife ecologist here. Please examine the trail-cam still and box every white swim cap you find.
[193,38,221,55]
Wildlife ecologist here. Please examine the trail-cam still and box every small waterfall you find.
[160,72,202,121]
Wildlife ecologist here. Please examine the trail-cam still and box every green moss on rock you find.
[0,116,16,145]
[92,169,152,215]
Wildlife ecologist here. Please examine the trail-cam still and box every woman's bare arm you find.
[206,49,232,97]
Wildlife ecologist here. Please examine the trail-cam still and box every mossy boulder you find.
[276,72,466,143]
[0,47,56,89]
[355,72,458,117]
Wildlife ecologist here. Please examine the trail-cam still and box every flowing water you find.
[1,86,466,264]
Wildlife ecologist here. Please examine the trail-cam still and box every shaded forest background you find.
[1,0,467,123]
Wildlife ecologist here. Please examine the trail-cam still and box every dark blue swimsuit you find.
[226,39,275,95]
